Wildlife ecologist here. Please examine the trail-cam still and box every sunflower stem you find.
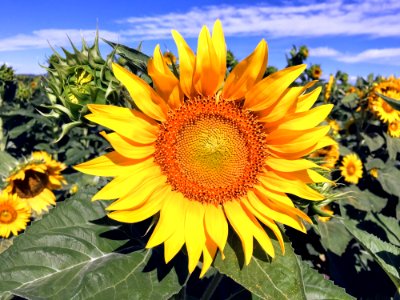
[201,272,223,300]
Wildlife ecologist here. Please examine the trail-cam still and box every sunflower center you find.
[0,205,17,224]
[347,164,356,175]
[381,101,394,113]
[154,97,266,204]
[12,170,48,198]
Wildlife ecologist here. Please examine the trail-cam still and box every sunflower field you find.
[0,21,399,300]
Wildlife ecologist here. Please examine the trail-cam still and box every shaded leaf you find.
[318,218,352,256]
[361,133,384,152]
[300,260,354,300]
[0,185,183,299]
[366,213,400,247]
[377,166,400,197]
[384,132,400,161]
[344,220,400,289]
[340,186,387,212]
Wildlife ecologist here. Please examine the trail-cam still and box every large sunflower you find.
[75,20,334,276]
[0,191,31,238]
[5,151,66,215]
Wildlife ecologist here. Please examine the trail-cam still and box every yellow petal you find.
[223,200,253,265]
[86,104,159,144]
[146,191,185,248]
[265,157,326,173]
[248,190,306,233]
[241,198,285,254]
[193,25,221,96]
[91,160,157,200]
[112,63,168,121]
[254,185,294,207]
[200,238,218,278]
[211,19,226,89]
[106,174,166,211]
[171,30,196,98]
[259,171,324,200]
[258,87,304,124]
[222,39,268,101]
[266,198,312,224]
[296,86,322,112]
[74,151,150,177]
[267,126,331,155]
[204,204,228,255]
[148,44,183,109]
[185,201,206,273]
[244,64,306,111]
[107,185,169,223]
[100,131,155,160]
[273,104,334,131]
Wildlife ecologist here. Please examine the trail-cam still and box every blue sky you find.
[1,0,400,81]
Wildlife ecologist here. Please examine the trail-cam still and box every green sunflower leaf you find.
[318,218,352,256]
[300,260,354,300]
[0,185,183,300]
[344,220,400,289]
[376,92,400,111]
[213,231,353,299]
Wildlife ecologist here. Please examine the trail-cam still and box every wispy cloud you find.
[118,0,400,40]
[0,29,121,52]
[311,46,400,64]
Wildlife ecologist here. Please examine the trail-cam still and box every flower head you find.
[75,20,334,276]
[309,143,339,169]
[339,153,363,184]
[310,65,322,80]
[0,191,31,238]
[369,77,400,123]
[5,151,66,215]
[388,120,400,137]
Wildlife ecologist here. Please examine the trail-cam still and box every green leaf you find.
[300,261,354,300]
[344,220,400,289]
[213,233,306,300]
[339,186,387,212]
[376,92,400,111]
[366,213,400,247]
[365,158,386,170]
[341,93,358,106]
[384,132,400,161]
[318,218,352,256]
[377,166,400,197]
[361,133,385,152]
[0,185,183,299]
[0,151,17,178]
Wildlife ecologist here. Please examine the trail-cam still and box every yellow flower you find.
[369,168,379,178]
[388,120,400,137]
[0,191,31,238]
[5,151,66,215]
[324,75,334,102]
[328,119,340,135]
[369,77,400,123]
[75,20,334,277]
[339,153,363,184]
[309,143,339,169]
[310,65,322,80]
[163,51,177,65]
[317,205,334,223]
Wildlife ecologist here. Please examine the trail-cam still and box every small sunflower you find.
[388,120,400,138]
[75,20,334,276]
[310,65,322,80]
[309,143,339,169]
[163,51,177,65]
[328,119,340,135]
[5,151,66,215]
[0,191,31,238]
[317,205,334,223]
[339,153,363,184]
[369,168,379,179]
[369,77,400,123]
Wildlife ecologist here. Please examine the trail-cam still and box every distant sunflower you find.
[369,77,400,123]
[388,120,400,138]
[5,151,66,215]
[339,153,363,184]
[75,20,334,276]
[310,65,322,80]
[309,143,339,169]
[369,168,379,179]
[0,191,31,238]
[317,205,334,223]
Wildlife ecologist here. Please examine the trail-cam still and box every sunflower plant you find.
[0,20,399,300]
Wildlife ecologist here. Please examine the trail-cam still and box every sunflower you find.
[317,205,334,223]
[388,120,400,137]
[75,20,334,276]
[309,143,339,169]
[310,65,322,80]
[369,168,379,179]
[5,151,66,215]
[0,191,31,238]
[339,153,363,184]
[328,119,340,135]
[369,77,400,123]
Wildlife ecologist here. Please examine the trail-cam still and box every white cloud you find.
[310,46,400,65]
[117,0,400,40]
[0,29,121,52]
